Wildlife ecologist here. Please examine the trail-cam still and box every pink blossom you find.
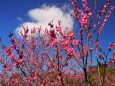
[98,30,102,35]
[57,75,62,80]
[74,8,78,12]
[72,40,79,46]
[2,46,12,56]
[51,39,56,46]
[64,62,68,66]
[49,30,56,39]
[56,26,61,32]
[48,61,53,67]
[104,18,107,23]
[62,33,67,38]
[11,71,15,75]
[94,40,98,47]
[82,0,87,8]
[108,43,115,50]
[61,40,69,48]
[3,64,10,71]
[85,7,90,12]
[32,39,36,49]
[88,12,92,16]
[94,24,97,28]
[17,58,23,64]
[11,37,18,46]
[104,4,107,8]
[67,48,74,56]
[81,13,88,27]
[69,31,75,39]
[40,84,44,86]
[99,54,104,59]
[11,45,14,49]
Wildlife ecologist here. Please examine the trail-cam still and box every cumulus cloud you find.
[15,5,74,37]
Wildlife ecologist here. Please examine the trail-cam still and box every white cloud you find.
[15,5,74,37]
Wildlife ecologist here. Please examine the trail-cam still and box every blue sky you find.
[0,0,115,50]
[0,0,70,44]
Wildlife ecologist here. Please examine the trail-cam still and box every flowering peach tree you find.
[0,0,114,86]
